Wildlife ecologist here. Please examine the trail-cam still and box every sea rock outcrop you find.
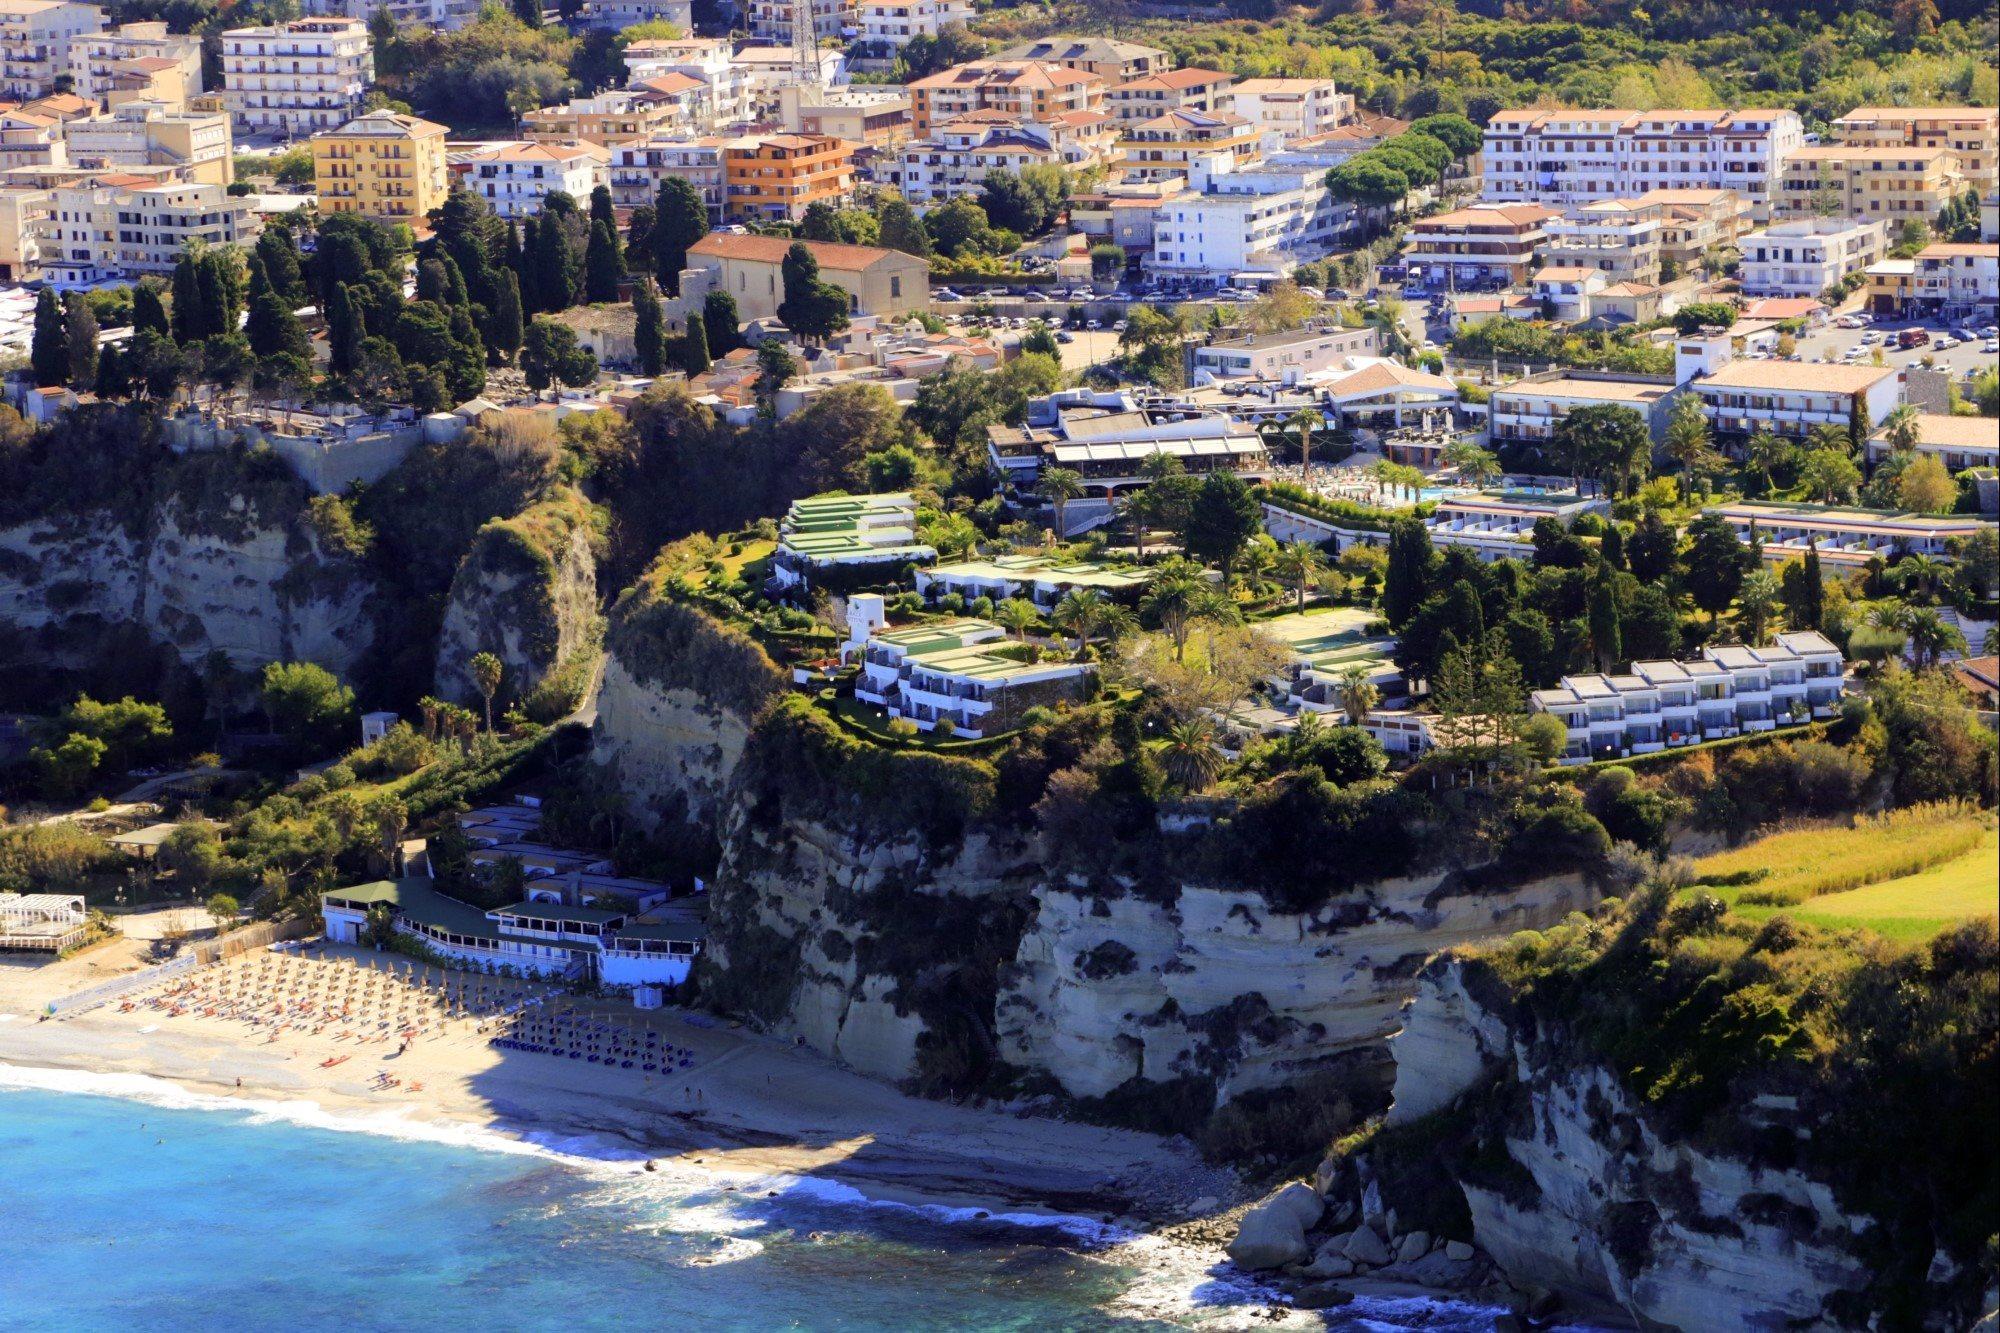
[434,492,599,711]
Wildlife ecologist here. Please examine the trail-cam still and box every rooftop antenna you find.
[791,0,821,96]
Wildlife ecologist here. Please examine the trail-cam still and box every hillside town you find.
[0,0,1996,1326]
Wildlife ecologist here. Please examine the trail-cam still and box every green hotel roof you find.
[327,878,505,942]
[929,554,1153,591]
[786,492,914,520]
[492,901,625,925]
[1256,608,1399,671]
[614,918,708,944]
[874,618,999,654]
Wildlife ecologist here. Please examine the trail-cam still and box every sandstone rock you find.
[1268,1182,1324,1231]
[1397,1231,1431,1264]
[1343,1226,1391,1267]
[1227,1203,1308,1271]
[1445,1240,1476,1262]
[1292,1283,1354,1311]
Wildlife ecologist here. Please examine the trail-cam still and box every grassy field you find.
[1692,807,1997,942]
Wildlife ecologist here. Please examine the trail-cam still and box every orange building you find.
[722,133,855,222]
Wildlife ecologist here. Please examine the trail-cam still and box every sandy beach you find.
[0,934,1249,1230]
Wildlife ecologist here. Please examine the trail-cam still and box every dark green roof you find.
[492,901,624,925]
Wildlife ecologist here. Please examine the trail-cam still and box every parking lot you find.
[1792,311,2000,382]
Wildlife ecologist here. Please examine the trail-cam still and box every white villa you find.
[1529,632,1846,761]
[773,492,936,588]
[848,608,1094,737]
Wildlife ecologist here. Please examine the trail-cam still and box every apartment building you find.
[745,0,853,42]
[887,113,1069,207]
[995,36,1167,83]
[302,0,483,29]
[310,109,448,224]
[1147,155,1344,279]
[1531,633,1845,761]
[42,173,259,280]
[857,0,973,48]
[1692,360,1900,447]
[1228,78,1351,145]
[1832,106,1997,195]
[220,18,372,137]
[1866,412,1998,474]
[779,83,910,146]
[772,492,934,588]
[906,59,1104,135]
[1737,217,1888,298]
[1646,187,1752,271]
[454,139,607,219]
[606,135,726,215]
[522,84,706,149]
[623,38,747,125]
[1418,491,1606,562]
[851,613,1095,739]
[568,0,693,30]
[1192,324,1383,381]
[729,45,848,119]
[1489,372,1679,450]
[1865,240,2000,320]
[722,133,853,222]
[68,21,200,108]
[1482,108,1804,218]
[1776,144,1963,221]
[1403,201,1559,288]
[1117,107,1258,182]
[1705,499,1990,567]
[0,101,64,171]
[1107,66,1233,126]
[60,99,232,187]
[0,0,103,100]
[688,232,926,320]
[1539,197,1663,284]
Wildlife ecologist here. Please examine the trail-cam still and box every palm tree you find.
[1338,663,1379,724]
[1896,605,1967,668]
[1284,408,1321,479]
[1272,540,1329,611]
[1893,552,1945,604]
[1119,487,1155,559]
[1041,467,1084,539]
[993,597,1040,640]
[1141,570,1208,662]
[1159,716,1225,792]
[1736,567,1781,645]
[1881,404,1922,454]
[1443,440,1501,487]
[1050,589,1134,660]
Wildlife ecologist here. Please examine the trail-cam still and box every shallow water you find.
[0,1062,1512,1331]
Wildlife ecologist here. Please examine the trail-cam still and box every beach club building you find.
[0,891,88,952]
[1530,632,1846,762]
[850,614,1095,738]
[320,879,706,987]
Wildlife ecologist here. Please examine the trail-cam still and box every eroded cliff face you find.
[593,657,757,830]
[0,505,374,684]
[1000,872,1597,1102]
[1382,958,1875,1329]
[434,498,599,709]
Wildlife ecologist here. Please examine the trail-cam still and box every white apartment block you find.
[570,0,693,30]
[68,21,201,105]
[887,115,1067,207]
[303,0,483,29]
[1706,500,1992,567]
[849,611,1095,740]
[1889,241,2000,320]
[1865,412,1998,474]
[221,18,372,138]
[1147,155,1343,279]
[61,100,233,188]
[1738,217,1888,298]
[858,0,972,47]
[1531,633,1845,762]
[0,0,103,100]
[1228,78,1350,146]
[1488,373,1679,450]
[746,0,853,43]
[1539,198,1663,284]
[454,139,607,219]
[606,136,726,215]
[623,38,747,124]
[42,175,259,281]
[1692,360,1900,445]
[1482,108,1804,219]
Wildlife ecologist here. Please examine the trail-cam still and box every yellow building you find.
[1116,108,1259,182]
[1832,106,1997,196]
[1776,144,1964,222]
[312,109,449,226]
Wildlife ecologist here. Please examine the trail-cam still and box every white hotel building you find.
[220,17,372,138]
[1531,632,1846,762]
[453,139,607,219]
[1690,360,1901,446]
[1737,217,1888,299]
[1482,108,1805,219]
[1704,500,1993,568]
[1148,154,1344,280]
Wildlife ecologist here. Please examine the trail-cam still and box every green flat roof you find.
[493,901,624,924]
[875,618,999,654]
[928,554,1153,591]
[907,643,1089,684]
[614,919,707,944]
[326,878,504,943]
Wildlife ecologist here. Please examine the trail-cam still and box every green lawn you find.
[1699,831,1996,943]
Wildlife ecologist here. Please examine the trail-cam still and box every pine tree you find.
[132,281,170,339]
[632,277,665,376]
[62,293,99,391]
[30,288,66,387]
[1587,575,1622,672]
[584,220,623,303]
[487,268,524,365]
[652,177,708,295]
[876,196,932,259]
[256,227,307,307]
[247,285,309,361]
[703,290,741,355]
[327,282,364,377]
[677,306,710,376]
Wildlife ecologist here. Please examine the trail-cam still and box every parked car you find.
[1897,327,1931,349]
[1983,338,1999,353]
[1056,331,1075,344]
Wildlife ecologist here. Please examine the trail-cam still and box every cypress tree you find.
[416,257,451,305]
[30,288,66,386]
[588,185,619,257]
[531,212,574,312]
[1588,575,1622,672]
[63,293,99,391]
[440,252,470,310]
[631,277,664,376]
[132,281,170,338]
[677,305,710,376]
[327,282,363,377]
[170,253,201,342]
[876,195,932,259]
[487,268,524,365]
[256,227,306,307]
[652,177,708,295]
[584,220,623,303]
[702,289,741,355]
[1383,518,1436,630]
[1801,543,1824,630]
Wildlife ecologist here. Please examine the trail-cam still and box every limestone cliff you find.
[999,871,1596,1102]
[434,491,601,713]
[0,468,374,690]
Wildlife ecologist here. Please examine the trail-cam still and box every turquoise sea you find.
[0,1063,1510,1331]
